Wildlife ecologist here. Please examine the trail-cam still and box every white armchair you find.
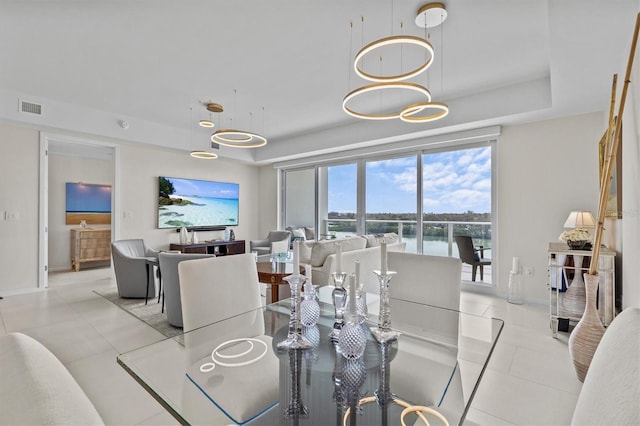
[249,230,291,256]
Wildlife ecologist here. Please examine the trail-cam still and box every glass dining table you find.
[117,297,503,426]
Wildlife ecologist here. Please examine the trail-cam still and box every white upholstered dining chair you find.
[387,251,461,310]
[178,253,264,333]
[178,253,279,425]
[386,252,464,421]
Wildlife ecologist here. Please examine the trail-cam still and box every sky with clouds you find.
[328,146,491,214]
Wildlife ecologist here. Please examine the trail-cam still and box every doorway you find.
[39,133,119,288]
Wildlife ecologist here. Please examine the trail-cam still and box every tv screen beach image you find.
[158,176,239,229]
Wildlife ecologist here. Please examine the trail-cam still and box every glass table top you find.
[117,298,503,425]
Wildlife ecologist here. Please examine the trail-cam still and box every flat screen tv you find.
[65,182,112,225]
[158,176,239,229]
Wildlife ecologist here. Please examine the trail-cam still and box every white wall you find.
[0,123,262,293]
[258,165,278,237]
[0,125,39,291]
[48,155,112,271]
[620,26,640,309]
[497,112,605,303]
[117,143,261,251]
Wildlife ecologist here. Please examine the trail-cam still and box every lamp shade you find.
[564,211,596,229]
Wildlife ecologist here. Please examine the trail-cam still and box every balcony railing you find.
[323,218,492,284]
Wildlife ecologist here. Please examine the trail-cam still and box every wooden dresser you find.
[71,228,111,271]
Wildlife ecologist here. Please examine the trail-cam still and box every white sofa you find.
[571,307,639,425]
[300,233,406,287]
[0,332,104,425]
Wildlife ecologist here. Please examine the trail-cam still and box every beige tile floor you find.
[0,267,581,425]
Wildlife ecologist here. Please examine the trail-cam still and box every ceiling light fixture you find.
[343,82,432,120]
[211,130,267,148]
[190,150,218,159]
[189,104,218,159]
[343,5,449,124]
[211,92,267,148]
[415,2,447,28]
[400,101,449,122]
[398,2,450,123]
[354,35,434,82]
[199,102,223,128]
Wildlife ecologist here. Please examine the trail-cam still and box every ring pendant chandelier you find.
[342,2,449,123]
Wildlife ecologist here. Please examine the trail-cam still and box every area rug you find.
[94,288,183,338]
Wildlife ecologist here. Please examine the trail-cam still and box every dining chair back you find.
[387,251,462,310]
[178,253,263,333]
[158,252,214,328]
[455,235,492,281]
[386,252,464,421]
[111,239,158,298]
[179,254,280,425]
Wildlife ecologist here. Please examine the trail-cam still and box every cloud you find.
[473,178,491,190]
[392,167,417,192]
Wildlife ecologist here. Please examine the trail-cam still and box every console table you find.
[169,240,245,256]
[70,228,111,271]
[547,241,616,337]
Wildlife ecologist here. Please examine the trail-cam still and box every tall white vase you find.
[568,273,605,382]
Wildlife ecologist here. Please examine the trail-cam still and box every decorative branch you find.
[588,12,640,275]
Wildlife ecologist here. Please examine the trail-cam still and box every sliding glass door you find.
[281,142,494,284]
[366,156,418,252]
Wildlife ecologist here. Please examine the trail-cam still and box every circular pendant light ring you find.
[343,82,432,120]
[212,130,267,148]
[400,101,449,122]
[190,150,218,159]
[212,129,253,143]
[354,35,434,82]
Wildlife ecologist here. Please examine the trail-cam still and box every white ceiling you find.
[0,0,637,164]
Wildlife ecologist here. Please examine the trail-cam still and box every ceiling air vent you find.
[210,142,220,150]
[19,99,43,115]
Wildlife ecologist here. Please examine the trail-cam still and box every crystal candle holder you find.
[330,272,348,342]
[283,349,308,418]
[342,357,366,413]
[354,283,368,324]
[338,274,367,360]
[277,274,312,351]
[370,270,399,343]
[300,280,320,327]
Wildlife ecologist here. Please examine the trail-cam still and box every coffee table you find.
[118,297,503,425]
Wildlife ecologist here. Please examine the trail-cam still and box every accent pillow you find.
[304,226,316,240]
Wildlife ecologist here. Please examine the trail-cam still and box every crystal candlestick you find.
[284,349,308,418]
[375,340,395,421]
[355,281,368,323]
[370,270,399,343]
[277,274,312,351]
[338,275,367,360]
[330,272,348,342]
